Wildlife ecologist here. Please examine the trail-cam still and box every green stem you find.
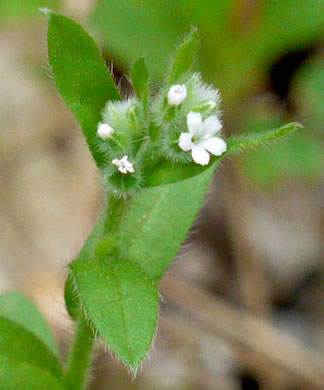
[104,194,128,235]
[64,317,94,390]
[63,184,131,390]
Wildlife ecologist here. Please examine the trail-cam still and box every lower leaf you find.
[70,257,159,370]
[0,317,63,380]
[0,356,65,390]
[0,292,59,356]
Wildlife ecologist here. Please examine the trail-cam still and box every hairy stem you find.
[64,317,95,390]
[104,194,129,235]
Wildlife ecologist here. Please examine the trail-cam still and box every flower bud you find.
[167,84,187,106]
[97,123,114,140]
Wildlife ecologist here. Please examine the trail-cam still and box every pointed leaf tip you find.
[226,122,301,155]
[169,27,200,85]
[46,12,120,168]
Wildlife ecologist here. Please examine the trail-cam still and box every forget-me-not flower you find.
[179,111,226,165]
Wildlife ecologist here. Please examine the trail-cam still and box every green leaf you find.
[45,11,120,168]
[0,356,65,390]
[226,122,301,155]
[169,28,200,85]
[70,257,158,370]
[0,292,58,356]
[144,157,218,186]
[131,57,149,110]
[0,317,63,379]
[119,162,217,281]
[64,215,106,321]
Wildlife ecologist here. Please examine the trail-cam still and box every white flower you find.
[167,84,187,106]
[179,111,227,166]
[112,156,135,174]
[97,123,114,140]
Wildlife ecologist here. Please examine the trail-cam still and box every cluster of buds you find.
[97,72,226,197]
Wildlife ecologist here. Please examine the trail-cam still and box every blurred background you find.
[0,0,323,389]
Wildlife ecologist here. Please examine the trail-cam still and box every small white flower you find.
[112,156,135,174]
[167,84,187,106]
[179,111,227,166]
[97,123,114,140]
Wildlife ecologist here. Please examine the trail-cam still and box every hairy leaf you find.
[70,257,159,370]
[169,28,199,85]
[45,11,120,168]
[226,122,301,154]
[0,292,58,356]
[119,163,217,281]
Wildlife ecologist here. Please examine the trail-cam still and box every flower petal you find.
[202,116,222,138]
[202,137,227,156]
[187,111,203,136]
[112,156,135,174]
[179,132,193,151]
[191,144,210,166]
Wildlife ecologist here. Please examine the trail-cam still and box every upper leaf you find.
[119,162,217,281]
[0,317,63,380]
[226,122,301,155]
[70,257,159,370]
[169,28,200,85]
[0,292,58,356]
[0,356,65,390]
[131,57,149,111]
[46,11,120,168]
